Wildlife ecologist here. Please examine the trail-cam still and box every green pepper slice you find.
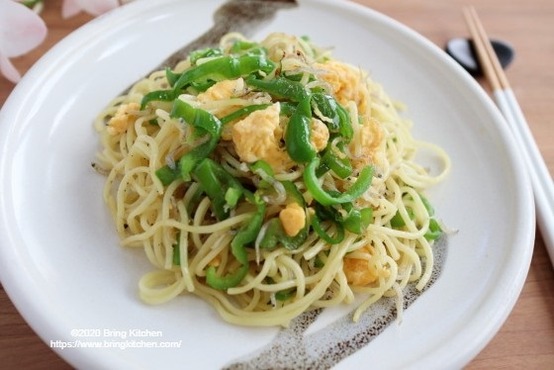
[342,207,373,234]
[304,158,373,206]
[318,145,353,179]
[259,218,308,251]
[312,92,353,141]
[309,214,345,244]
[193,158,244,221]
[220,104,272,125]
[285,97,316,163]
[172,53,275,91]
[170,99,222,181]
[155,164,181,186]
[205,192,266,290]
[142,52,275,108]
[245,75,311,102]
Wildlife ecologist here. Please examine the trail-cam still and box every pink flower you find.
[0,0,47,83]
[62,0,121,18]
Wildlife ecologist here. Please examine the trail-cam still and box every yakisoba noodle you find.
[94,32,450,327]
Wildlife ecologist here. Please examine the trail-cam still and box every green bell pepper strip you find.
[419,193,443,240]
[281,180,305,207]
[220,104,271,125]
[188,47,224,65]
[337,200,369,233]
[285,97,317,163]
[312,200,351,241]
[275,288,296,302]
[245,75,311,102]
[304,158,374,206]
[249,159,275,189]
[142,52,275,108]
[258,218,282,250]
[166,68,181,87]
[256,179,310,248]
[264,277,296,301]
[250,159,275,176]
[309,213,345,244]
[170,99,222,181]
[417,193,443,240]
[140,89,177,110]
[279,101,297,116]
[188,80,217,94]
[172,244,180,266]
[390,208,414,228]
[259,218,308,251]
[225,187,242,208]
[155,164,181,186]
[192,158,244,221]
[311,92,353,141]
[258,180,308,250]
[154,98,223,186]
[419,193,435,216]
[389,192,443,240]
[317,146,353,179]
[391,208,442,240]
[425,218,442,241]
[342,207,373,234]
[205,192,266,290]
[229,40,260,54]
[310,198,371,241]
[206,263,249,291]
[172,53,275,92]
[390,193,433,227]
[172,232,182,265]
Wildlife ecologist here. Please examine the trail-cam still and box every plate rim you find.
[0,0,535,369]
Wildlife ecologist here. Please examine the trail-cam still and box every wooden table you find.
[1,0,553,368]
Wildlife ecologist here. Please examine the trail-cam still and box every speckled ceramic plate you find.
[0,0,534,369]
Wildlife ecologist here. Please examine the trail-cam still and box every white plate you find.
[0,0,535,369]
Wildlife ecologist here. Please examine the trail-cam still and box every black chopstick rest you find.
[445,37,515,76]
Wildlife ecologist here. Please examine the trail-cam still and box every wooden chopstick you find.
[464,6,504,91]
[462,6,509,91]
[463,6,554,267]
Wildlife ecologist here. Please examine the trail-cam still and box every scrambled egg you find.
[196,78,245,140]
[196,78,246,103]
[314,60,370,117]
[343,245,389,286]
[231,102,293,173]
[310,117,330,152]
[231,102,330,173]
[279,202,306,237]
[196,78,274,140]
[313,60,387,171]
[106,102,140,135]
